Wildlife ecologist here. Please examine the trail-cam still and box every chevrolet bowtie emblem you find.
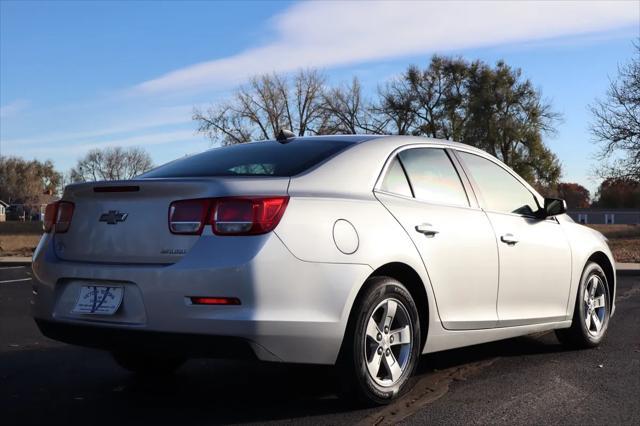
[99,210,128,225]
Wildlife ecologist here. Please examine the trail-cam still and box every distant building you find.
[567,208,640,225]
[0,200,8,222]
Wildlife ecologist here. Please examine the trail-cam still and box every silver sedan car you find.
[32,134,615,405]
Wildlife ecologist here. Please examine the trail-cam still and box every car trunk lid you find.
[54,178,289,264]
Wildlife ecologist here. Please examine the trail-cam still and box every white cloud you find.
[2,104,194,147]
[133,0,639,95]
[0,99,30,118]
[14,129,203,157]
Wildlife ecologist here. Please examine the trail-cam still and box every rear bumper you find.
[31,233,372,364]
[35,319,257,360]
[35,319,258,359]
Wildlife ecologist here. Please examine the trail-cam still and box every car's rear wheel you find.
[338,276,421,405]
[555,262,611,348]
[111,351,185,375]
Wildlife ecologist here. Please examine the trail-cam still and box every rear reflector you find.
[44,201,75,233]
[190,297,241,306]
[169,196,289,236]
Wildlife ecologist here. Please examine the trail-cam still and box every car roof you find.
[288,134,543,203]
[288,134,489,156]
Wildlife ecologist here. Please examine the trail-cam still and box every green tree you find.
[377,56,561,186]
[463,60,561,186]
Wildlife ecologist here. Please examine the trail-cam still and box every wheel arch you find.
[346,262,429,349]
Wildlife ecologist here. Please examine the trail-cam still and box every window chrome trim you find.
[374,144,478,209]
[374,189,484,212]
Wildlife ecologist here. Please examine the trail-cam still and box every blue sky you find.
[1,0,638,194]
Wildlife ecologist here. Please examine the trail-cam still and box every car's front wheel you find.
[555,262,611,348]
[338,276,421,405]
[111,351,186,375]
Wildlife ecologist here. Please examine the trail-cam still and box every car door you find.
[375,147,500,330]
[455,150,572,326]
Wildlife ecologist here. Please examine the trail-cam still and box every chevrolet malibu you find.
[32,134,615,405]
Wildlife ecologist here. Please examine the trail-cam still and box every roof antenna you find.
[276,128,296,144]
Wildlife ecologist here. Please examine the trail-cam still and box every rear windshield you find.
[140,140,354,178]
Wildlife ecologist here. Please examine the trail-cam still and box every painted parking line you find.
[0,266,25,270]
[0,278,32,284]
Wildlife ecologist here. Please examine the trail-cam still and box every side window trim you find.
[452,148,541,219]
[376,145,485,210]
[396,156,415,198]
[398,147,471,208]
[445,148,479,209]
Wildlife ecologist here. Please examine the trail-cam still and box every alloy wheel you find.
[584,274,607,337]
[363,298,413,387]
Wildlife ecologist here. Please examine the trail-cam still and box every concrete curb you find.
[0,257,32,267]
[616,263,640,277]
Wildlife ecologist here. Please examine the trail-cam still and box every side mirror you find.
[538,197,567,218]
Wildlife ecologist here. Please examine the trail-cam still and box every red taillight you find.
[43,201,74,233]
[213,197,289,235]
[168,196,289,236]
[55,202,74,233]
[43,203,58,233]
[190,296,241,306]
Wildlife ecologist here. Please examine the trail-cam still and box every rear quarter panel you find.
[277,137,451,352]
[274,195,442,353]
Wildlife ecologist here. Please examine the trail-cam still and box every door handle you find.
[500,233,519,245]
[415,223,439,237]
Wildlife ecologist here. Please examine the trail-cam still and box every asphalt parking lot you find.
[1,265,639,425]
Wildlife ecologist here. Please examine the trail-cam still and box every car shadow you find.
[0,332,568,425]
[417,331,566,374]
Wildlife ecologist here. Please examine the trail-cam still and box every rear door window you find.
[380,157,413,197]
[397,148,469,207]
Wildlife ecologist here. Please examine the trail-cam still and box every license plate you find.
[72,285,124,315]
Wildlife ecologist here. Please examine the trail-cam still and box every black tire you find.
[338,276,421,406]
[555,262,611,348]
[112,351,185,375]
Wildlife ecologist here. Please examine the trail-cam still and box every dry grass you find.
[0,234,41,257]
[587,224,640,239]
[585,225,640,263]
[605,239,640,263]
[0,222,43,256]
[0,221,43,235]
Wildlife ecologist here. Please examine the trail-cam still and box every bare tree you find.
[319,77,384,134]
[377,75,416,135]
[193,59,561,185]
[70,147,153,182]
[193,69,326,145]
[590,41,640,180]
